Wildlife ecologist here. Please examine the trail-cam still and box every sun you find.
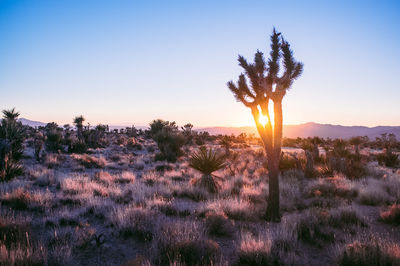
[259,114,268,127]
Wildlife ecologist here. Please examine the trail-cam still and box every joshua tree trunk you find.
[266,154,280,220]
[77,126,83,142]
[265,99,283,221]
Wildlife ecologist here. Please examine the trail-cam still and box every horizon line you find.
[17,117,400,129]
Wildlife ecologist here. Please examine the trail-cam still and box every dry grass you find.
[338,238,400,266]
[1,134,398,265]
[72,154,106,168]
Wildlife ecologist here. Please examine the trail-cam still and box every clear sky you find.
[0,0,399,127]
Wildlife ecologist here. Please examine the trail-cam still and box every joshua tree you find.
[189,146,226,193]
[181,123,194,144]
[73,115,85,142]
[34,131,45,161]
[2,108,20,121]
[0,108,25,181]
[227,28,303,221]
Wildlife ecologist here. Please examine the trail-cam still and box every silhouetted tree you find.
[0,108,25,180]
[73,115,85,142]
[227,28,303,221]
[181,123,194,144]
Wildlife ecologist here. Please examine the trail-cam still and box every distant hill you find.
[18,118,47,128]
[197,122,400,139]
[18,118,400,139]
[18,118,147,130]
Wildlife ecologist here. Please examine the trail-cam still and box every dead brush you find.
[154,221,221,265]
[0,188,32,211]
[338,238,400,266]
[72,154,106,168]
[204,212,235,238]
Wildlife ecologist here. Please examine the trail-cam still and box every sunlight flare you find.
[259,114,268,127]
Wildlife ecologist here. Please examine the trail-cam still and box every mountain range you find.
[18,118,400,139]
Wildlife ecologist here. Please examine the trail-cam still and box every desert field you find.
[1,118,399,265]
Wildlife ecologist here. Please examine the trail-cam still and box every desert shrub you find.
[307,179,358,200]
[380,204,400,225]
[279,153,302,171]
[149,119,185,162]
[344,159,367,179]
[44,153,59,169]
[236,232,295,266]
[115,171,136,184]
[44,122,63,152]
[0,188,32,211]
[0,214,30,249]
[377,152,399,167]
[294,207,367,247]
[204,213,235,238]
[72,154,106,168]
[33,132,45,162]
[160,239,220,266]
[357,185,392,206]
[172,186,209,202]
[316,163,334,177]
[112,207,155,242]
[69,140,87,153]
[295,213,335,246]
[155,222,220,265]
[218,198,260,221]
[83,124,109,148]
[327,208,367,228]
[338,240,400,266]
[0,241,46,266]
[0,140,23,182]
[93,171,113,184]
[153,130,185,163]
[155,164,173,172]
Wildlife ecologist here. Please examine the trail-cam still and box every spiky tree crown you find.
[227,28,303,106]
[2,108,20,121]
[73,116,85,127]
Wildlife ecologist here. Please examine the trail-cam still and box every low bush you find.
[377,152,399,167]
[72,154,106,168]
[204,213,235,238]
[158,237,220,265]
[338,240,400,266]
[0,188,32,211]
[380,204,400,225]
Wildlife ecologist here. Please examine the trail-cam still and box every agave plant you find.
[189,146,226,193]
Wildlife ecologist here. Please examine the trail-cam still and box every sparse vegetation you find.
[0,116,398,265]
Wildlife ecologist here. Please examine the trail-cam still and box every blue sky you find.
[0,0,399,127]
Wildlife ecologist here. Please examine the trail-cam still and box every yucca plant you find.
[189,146,226,193]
